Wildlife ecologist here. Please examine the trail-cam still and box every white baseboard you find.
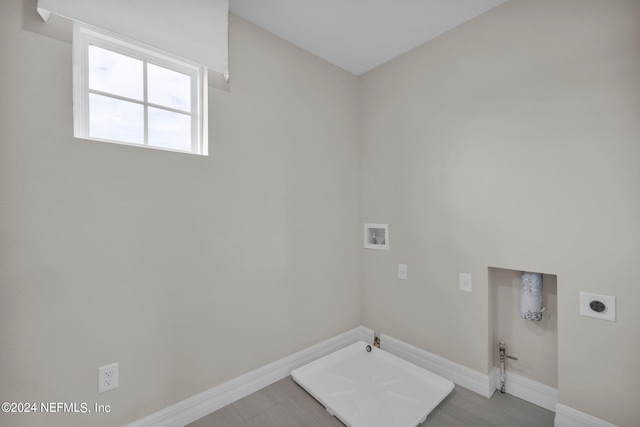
[380,333,495,398]
[124,326,374,427]
[379,334,618,426]
[490,367,557,412]
[554,404,618,427]
[124,327,616,427]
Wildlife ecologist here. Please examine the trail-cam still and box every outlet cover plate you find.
[580,292,615,321]
[98,363,119,393]
[398,264,407,280]
[459,273,472,292]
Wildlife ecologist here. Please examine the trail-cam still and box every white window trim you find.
[72,23,208,155]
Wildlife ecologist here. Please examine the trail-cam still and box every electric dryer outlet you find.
[580,292,615,321]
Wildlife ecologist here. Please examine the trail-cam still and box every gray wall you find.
[0,2,361,426]
[360,0,640,425]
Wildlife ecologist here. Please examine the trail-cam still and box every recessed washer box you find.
[580,292,616,321]
[364,223,389,250]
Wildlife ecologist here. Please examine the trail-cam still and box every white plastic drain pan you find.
[291,341,454,427]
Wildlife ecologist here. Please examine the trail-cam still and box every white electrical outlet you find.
[398,264,407,280]
[98,363,119,393]
[580,292,616,321]
[459,273,472,292]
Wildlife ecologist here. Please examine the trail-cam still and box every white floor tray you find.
[291,341,454,427]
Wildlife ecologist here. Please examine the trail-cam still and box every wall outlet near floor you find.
[398,264,407,280]
[459,273,472,292]
[98,363,119,393]
[580,292,616,321]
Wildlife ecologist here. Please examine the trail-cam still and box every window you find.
[73,24,208,155]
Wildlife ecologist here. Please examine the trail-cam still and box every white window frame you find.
[72,23,208,155]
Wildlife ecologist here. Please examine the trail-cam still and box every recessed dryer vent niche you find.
[364,223,388,250]
[489,267,558,393]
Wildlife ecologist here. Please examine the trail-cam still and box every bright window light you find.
[73,24,208,155]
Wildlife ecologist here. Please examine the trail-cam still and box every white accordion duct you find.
[521,272,543,321]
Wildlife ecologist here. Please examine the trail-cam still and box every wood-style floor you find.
[186,376,555,427]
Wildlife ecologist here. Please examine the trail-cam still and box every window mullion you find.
[82,39,91,138]
[143,61,149,146]
[87,89,145,106]
[191,73,198,154]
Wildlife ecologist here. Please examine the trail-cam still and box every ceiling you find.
[230,0,510,76]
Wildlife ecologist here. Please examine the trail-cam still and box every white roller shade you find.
[37,0,229,78]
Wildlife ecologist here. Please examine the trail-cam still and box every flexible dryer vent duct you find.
[521,272,543,321]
